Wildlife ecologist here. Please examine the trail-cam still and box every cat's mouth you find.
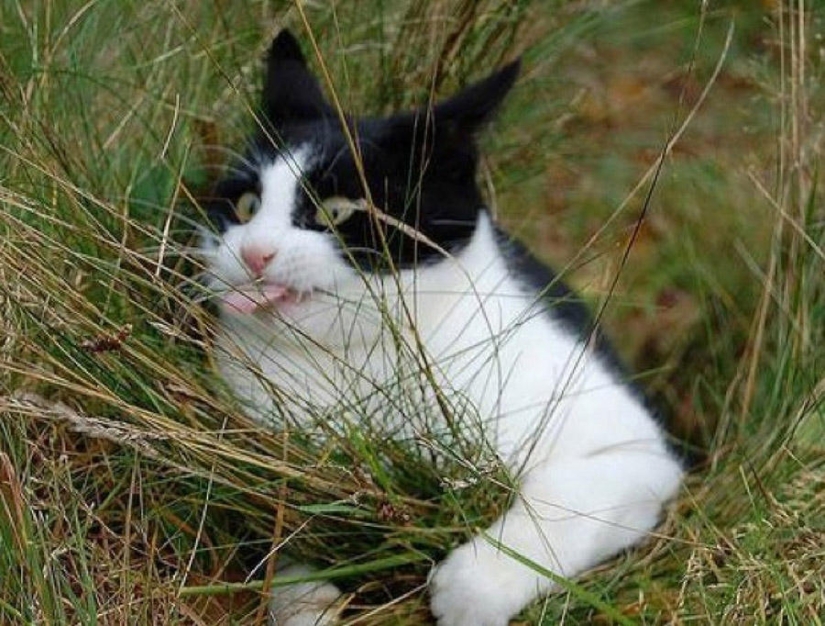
[219,282,307,314]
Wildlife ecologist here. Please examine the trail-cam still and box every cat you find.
[198,29,683,626]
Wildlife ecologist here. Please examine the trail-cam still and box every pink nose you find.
[241,246,276,276]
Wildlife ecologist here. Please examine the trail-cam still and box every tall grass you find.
[1,0,823,624]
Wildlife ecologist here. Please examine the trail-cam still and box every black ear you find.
[387,60,520,155]
[262,30,333,125]
[431,59,520,135]
[381,60,520,181]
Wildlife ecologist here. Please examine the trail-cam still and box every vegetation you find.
[1,0,822,623]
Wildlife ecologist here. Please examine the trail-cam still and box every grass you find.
[1,0,823,624]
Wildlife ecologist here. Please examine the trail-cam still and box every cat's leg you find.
[429,447,682,626]
[268,563,343,626]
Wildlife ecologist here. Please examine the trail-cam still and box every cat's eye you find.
[234,192,261,223]
[314,197,364,228]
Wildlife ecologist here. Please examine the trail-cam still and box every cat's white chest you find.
[214,214,649,465]
[215,295,406,428]
[213,218,495,425]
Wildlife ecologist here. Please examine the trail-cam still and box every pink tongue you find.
[220,284,290,314]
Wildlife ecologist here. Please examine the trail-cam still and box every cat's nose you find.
[241,245,276,276]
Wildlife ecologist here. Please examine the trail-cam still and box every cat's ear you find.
[387,60,520,148]
[382,61,520,180]
[261,30,333,125]
[430,59,521,135]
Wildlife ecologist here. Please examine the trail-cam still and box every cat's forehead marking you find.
[257,146,311,227]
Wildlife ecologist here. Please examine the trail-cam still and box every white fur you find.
[269,563,342,626]
[203,151,683,626]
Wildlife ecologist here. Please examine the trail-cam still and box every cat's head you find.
[200,30,519,316]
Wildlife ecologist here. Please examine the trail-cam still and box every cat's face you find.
[199,30,518,318]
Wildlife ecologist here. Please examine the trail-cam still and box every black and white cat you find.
[199,30,682,626]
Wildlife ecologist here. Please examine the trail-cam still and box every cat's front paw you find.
[429,540,537,626]
[269,564,342,626]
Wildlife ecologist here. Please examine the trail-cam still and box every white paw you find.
[269,564,342,626]
[429,540,539,626]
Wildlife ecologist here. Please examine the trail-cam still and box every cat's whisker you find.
[428,218,478,227]
[137,239,214,253]
[339,246,384,256]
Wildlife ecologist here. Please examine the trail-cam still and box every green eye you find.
[235,192,261,223]
[315,197,364,228]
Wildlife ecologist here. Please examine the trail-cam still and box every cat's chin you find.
[219,283,305,315]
